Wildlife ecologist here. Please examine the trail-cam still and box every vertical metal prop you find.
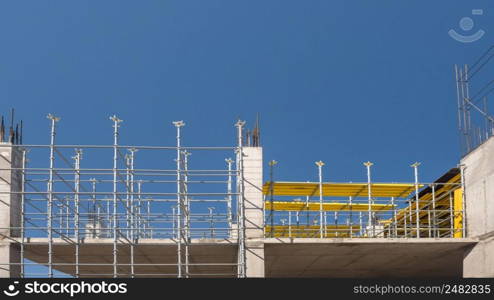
[235,120,246,278]
[431,184,437,237]
[460,164,466,238]
[20,149,26,277]
[46,114,60,278]
[315,161,325,239]
[411,162,421,238]
[225,158,234,234]
[268,160,277,237]
[173,120,185,278]
[73,149,82,277]
[363,161,373,237]
[110,115,122,277]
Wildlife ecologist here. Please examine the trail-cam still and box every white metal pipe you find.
[411,162,421,238]
[315,161,324,239]
[110,115,122,277]
[173,120,185,278]
[364,161,373,236]
[46,114,60,278]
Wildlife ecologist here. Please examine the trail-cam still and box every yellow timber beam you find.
[265,225,360,238]
[264,201,395,211]
[262,182,422,198]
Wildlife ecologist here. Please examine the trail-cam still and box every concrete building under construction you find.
[1,52,494,278]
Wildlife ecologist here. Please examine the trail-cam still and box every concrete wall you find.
[463,235,494,277]
[461,136,494,277]
[0,144,22,277]
[242,147,265,277]
[0,144,22,238]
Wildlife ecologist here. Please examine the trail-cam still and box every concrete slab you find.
[264,238,477,278]
[23,238,238,277]
[21,237,477,278]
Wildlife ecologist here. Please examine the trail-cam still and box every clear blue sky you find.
[1,0,493,183]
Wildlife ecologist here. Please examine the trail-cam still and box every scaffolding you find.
[0,113,468,278]
[0,114,254,278]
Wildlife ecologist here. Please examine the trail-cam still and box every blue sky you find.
[1,0,493,184]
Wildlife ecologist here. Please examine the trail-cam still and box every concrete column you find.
[0,143,22,277]
[461,136,494,277]
[463,235,494,277]
[242,147,265,277]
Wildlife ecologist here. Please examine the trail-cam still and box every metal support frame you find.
[46,113,60,278]
[235,120,246,278]
[173,120,186,278]
[20,149,26,277]
[315,161,325,239]
[268,160,277,238]
[73,149,82,277]
[110,115,122,277]
[411,162,421,238]
[225,158,234,233]
[363,161,373,237]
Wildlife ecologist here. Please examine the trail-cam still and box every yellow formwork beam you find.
[264,201,395,211]
[265,225,360,238]
[262,182,421,198]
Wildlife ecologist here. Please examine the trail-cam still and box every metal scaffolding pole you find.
[391,197,397,237]
[268,160,277,238]
[358,211,363,236]
[146,198,151,238]
[225,158,234,234]
[20,149,26,277]
[125,154,131,239]
[459,164,466,238]
[129,148,136,277]
[431,184,437,237]
[137,181,143,239]
[349,196,353,238]
[449,191,454,237]
[208,207,215,238]
[404,208,408,237]
[110,115,123,277]
[315,161,325,239]
[46,113,60,278]
[90,178,97,237]
[288,211,292,238]
[235,120,246,278]
[173,120,185,278]
[363,161,373,237]
[73,149,82,277]
[411,162,421,238]
[182,149,191,276]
